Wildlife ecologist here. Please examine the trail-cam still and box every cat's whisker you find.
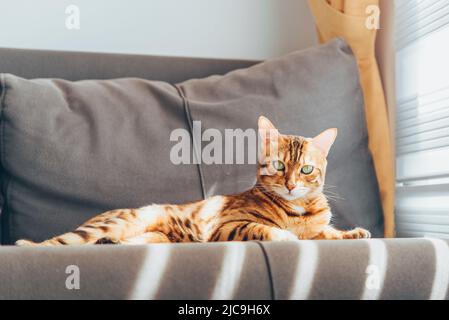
[323,191,340,195]
[324,196,345,201]
[323,191,344,198]
[326,195,345,201]
[323,191,345,198]
[322,189,344,197]
[323,190,344,197]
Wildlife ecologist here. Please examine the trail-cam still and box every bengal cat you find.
[16,116,370,246]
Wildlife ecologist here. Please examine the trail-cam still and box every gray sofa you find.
[0,47,448,300]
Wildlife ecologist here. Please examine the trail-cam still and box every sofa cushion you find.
[179,38,383,235]
[0,38,383,243]
[0,76,203,243]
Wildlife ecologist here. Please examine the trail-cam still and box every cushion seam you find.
[172,84,206,200]
[255,241,276,300]
[0,73,11,244]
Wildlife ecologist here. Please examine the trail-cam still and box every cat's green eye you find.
[301,165,314,175]
[272,160,285,171]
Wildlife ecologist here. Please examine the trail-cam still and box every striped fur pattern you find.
[16,117,370,246]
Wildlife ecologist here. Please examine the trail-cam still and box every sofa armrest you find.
[1,239,448,299]
[261,238,449,300]
[0,242,270,299]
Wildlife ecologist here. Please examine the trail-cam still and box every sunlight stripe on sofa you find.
[361,239,388,300]
[427,238,449,299]
[211,244,247,299]
[128,246,172,299]
[289,241,319,300]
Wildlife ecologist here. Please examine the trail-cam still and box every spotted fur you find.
[16,117,370,246]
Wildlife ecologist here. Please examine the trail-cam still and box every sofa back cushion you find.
[0,39,383,244]
[0,76,203,243]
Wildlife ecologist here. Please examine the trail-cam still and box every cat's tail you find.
[15,238,64,246]
[15,228,102,246]
[16,234,120,246]
[15,239,39,246]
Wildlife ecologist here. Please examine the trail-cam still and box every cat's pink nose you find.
[286,183,296,192]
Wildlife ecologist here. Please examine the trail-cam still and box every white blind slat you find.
[396,147,449,182]
[396,0,449,50]
[396,116,449,138]
[397,136,449,155]
[396,0,447,33]
[397,230,449,239]
[396,213,449,225]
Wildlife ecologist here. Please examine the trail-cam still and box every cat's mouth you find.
[272,186,310,200]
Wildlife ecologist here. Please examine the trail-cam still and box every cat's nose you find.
[286,183,296,192]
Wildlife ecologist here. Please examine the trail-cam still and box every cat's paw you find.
[343,228,371,239]
[270,228,299,241]
[15,239,38,246]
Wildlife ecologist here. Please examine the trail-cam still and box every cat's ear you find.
[258,116,279,159]
[311,128,337,156]
[258,116,277,133]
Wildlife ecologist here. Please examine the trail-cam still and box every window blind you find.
[395,0,449,238]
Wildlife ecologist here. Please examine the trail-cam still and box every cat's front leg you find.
[241,223,298,241]
[211,222,298,242]
[341,227,371,239]
[269,228,299,241]
[314,226,371,240]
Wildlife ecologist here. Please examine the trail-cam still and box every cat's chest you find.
[286,208,331,237]
[290,205,306,215]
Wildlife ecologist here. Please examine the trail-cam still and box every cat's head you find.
[257,116,337,201]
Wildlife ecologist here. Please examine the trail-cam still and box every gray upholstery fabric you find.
[0,242,271,299]
[261,238,449,300]
[0,39,382,244]
[0,75,203,243]
[0,239,448,299]
[0,47,257,83]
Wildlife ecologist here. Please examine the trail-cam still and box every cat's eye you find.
[301,165,314,175]
[272,160,285,171]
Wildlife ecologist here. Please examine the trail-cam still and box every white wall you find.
[0,0,317,60]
